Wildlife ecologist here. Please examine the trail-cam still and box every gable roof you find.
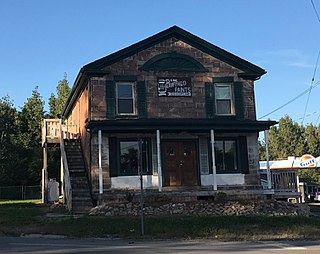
[83,25,265,76]
[62,26,266,117]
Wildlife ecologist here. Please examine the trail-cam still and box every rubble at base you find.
[89,200,310,217]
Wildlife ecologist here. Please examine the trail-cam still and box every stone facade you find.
[63,26,274,200]
[90,38,256,121]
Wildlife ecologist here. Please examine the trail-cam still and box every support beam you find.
[210,129,217,190]
[42,143,48,203]
[264,130,272,189]
[156,130,162,192]
[98,130,103,194]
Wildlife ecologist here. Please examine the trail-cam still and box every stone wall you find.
[90,38,256,121]
[89,200,310,217]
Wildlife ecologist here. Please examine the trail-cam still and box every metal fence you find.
[0,186,41,200]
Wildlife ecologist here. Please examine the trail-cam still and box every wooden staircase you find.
[64,139,93,213]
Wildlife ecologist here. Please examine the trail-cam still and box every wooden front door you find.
[162,141,198,187]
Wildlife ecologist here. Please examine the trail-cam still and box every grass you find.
[1,200,320,240]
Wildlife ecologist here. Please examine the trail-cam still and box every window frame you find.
[214,83,235,116]
[116,82,136,115]
[208,137,241,174]
[117,138,152,176]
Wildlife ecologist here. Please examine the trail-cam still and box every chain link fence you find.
[0,186,41,200]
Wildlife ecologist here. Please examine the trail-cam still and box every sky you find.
[1,0,320,125]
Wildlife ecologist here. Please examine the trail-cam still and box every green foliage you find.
[304,124,320,157]
[258,139,266,161]
[20,86,44,146]
[298,169,320,185]
[267,115,305,160]
[48,73,71,118]
[261,115,320,160]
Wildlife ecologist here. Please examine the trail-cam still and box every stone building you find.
[43,26,276,210]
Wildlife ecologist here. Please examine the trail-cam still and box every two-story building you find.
[43,26,276,211]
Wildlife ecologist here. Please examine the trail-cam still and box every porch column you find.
[156,130,162,192]
[264,130,272,189]
[210,129,217,190]
[98,130,103,194]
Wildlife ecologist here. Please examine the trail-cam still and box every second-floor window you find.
[116,82,135,115]
[215,84,234,115]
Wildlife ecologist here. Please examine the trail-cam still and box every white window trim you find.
[116,82,137,115]
[214,83,235,116]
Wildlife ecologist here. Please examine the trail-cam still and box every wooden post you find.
[98,130,103,194]
[264,130,272,189]
[210,129,217,190]
[42,143,48,203]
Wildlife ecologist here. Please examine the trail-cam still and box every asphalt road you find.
[1,236,320,254]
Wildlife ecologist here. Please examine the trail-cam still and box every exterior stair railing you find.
[42,119,79,211]
[59,125,73,211]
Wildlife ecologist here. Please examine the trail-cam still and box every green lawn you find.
[1,200,320,240]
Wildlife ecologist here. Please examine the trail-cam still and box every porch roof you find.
[86,118,276,133]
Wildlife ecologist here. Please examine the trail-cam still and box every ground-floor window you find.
[208,136,248,174]
[214,139,239,173]
[116,139,152,176]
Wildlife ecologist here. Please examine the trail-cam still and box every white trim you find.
[264,130,272,189]
[116,82,136,115]
[201,174,245,186]
[210,129,217,190]
[111,175,158,189]
[214,83,235,116]
[98,130,103,194]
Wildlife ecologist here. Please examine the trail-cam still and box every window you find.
[119,139,151,176]
[215,84,233,115]
[116,83,135,114]
[208,138,243,174]
[214,139,238,173]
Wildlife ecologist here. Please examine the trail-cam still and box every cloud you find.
[255,49,314,69]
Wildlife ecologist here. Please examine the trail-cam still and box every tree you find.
[304,124,320,157]
[19,87,45,185]
[48,73,71,118]
[20,86,44,147]
[267,115,305,160]
[0,96,19,185]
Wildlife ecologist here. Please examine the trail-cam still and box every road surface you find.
[1,236,320,253]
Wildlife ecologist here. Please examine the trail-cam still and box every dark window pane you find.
[119,140,151,175]
[213,139,238,172]
[120,141,138,174]
[214,141,224,171]
[216,100,231,114]
[117,84,132,98]
[118,99,133,113]
[224,140,237,171]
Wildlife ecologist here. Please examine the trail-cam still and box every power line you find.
[311,0,320,24]
[261,1,320,122]
[258,80,320,120]
[301,49,320,125]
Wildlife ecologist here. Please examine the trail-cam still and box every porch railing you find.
[42,119,79,146]
[271,170,298,192]
[261,170,298,192]
[59,125,72,211]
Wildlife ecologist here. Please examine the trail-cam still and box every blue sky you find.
[1,0,320,125]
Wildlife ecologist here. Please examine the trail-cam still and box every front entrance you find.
[162,140,198,187]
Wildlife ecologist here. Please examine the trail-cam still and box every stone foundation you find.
[89,200,310,217]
